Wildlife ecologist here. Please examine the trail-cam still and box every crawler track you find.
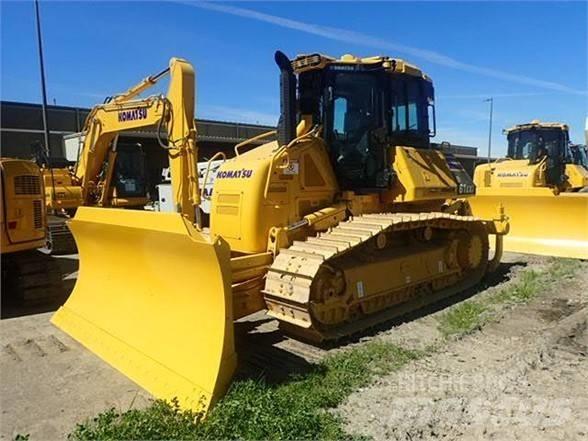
[45,217,77,255]
[264,212,490,342]
[1,251,63,305]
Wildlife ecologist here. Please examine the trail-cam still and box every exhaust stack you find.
[275,51,297,147]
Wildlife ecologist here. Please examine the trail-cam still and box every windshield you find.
[389,77,434,146]
[331,73,379,145]
[507,128,567,163]
[114,143,147,197]
[327,71,383,188]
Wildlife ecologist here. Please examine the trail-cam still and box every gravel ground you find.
[339,256,588,441]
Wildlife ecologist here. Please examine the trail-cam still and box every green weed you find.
[438,258,582,338]
[69,342,420,440]
[437,301,487,337]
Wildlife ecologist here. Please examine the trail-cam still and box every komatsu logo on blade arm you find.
[118,108,148,122]
[216,169,253,179]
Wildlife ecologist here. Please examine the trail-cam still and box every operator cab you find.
[113,143,148,199]
[505,121,570,186]
[290,53,436,191]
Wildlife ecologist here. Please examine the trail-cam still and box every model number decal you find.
[458,183,475,195]
[497,172,528,178]
[216,169,253,179]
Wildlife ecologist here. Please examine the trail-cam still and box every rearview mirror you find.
[428,103,436,137]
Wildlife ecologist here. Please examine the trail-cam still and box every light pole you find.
[484,97,493,164]
[34,0,56,204]
[34,0,50,158]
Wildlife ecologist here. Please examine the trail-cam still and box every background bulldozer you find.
[570,143,588,170]
[52,52,508,415]
[469,120,588,259]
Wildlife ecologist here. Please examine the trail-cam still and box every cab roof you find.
[505,120,569,134]
[292,53,431,81]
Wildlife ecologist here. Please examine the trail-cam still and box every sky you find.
[1,0,587,156]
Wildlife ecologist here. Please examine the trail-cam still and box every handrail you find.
[201,151,227,200]
[234,130,277,156]
[536,156,548,183]
[263,145,288,201]
[262,125,322,200]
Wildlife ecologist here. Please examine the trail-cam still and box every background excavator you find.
[1,158,61,305]
[52,53,508,415]
[32,110,150,255]
[469,120,588,259]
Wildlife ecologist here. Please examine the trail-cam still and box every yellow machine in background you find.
[38,163,83,254]
[1,158,60,303]
[570,143,588,171]
[470,120,588,259]
[1,159,46,254]
[53,53,508,415]
[35,99,151,254]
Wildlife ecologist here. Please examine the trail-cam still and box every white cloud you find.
[180,1,586,95]
[199,104,277,126]
[438,92,555,100]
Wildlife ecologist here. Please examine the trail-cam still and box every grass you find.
[69,341,421,440]
[437,258,581,339]
[437,301,487,337]
[490,269,541,304]
[545,258,582,280]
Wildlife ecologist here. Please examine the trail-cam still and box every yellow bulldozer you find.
[1,158,61,304]
[469,120,588,259]
[52,52,508,414]
[570,143,588,170]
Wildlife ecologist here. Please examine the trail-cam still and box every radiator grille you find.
[14,175,42,195]
[33,200,43,229]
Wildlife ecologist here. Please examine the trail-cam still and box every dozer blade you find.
[51,207,236,414]
[469,190,588,259]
